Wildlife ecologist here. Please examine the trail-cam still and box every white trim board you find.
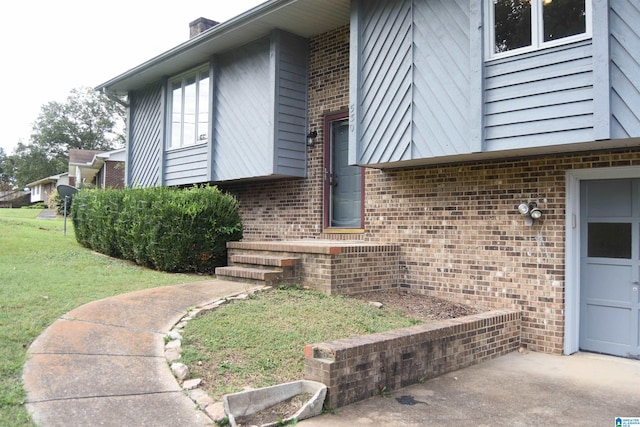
[564,166,640,354]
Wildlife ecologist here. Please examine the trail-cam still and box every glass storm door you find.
[580,179,640,358]
[324,115,362,229]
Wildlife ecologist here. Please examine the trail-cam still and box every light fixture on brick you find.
[518,202,543,226]
[307,130,318,146]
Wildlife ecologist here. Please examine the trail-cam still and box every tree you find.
[30,87,125,160]
[0,147,15,190]
[11,142,62,189]
[10,87,126,188]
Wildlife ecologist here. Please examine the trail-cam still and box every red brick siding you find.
[104,161,125,189]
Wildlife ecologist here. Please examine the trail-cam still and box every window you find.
[488,0,590,58]
[168,67,210,149]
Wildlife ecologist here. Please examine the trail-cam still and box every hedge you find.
[71,185,243,273]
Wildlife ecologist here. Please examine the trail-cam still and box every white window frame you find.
[167,65,210,150]
[486,0,593,61]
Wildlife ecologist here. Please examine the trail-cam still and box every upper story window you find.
[168,66,210,149]
[488,0,591,59]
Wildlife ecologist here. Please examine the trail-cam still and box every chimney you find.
[189,17,219,38]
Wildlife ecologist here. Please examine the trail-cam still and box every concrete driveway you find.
[300,351,640,426]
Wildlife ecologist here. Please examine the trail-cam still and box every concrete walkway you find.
[23,280,254,427]
[24,279,640,426]
[36,209,58,220]
[300,350,640,427]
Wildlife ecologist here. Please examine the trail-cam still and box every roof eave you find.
[95,0,350,94]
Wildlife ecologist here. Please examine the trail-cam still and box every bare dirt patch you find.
[233,393,312,426]
[352,289,483,321]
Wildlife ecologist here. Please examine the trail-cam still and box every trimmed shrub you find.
[71,185,243,273]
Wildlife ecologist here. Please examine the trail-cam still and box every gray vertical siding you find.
[212,32,308,181]
[129,83,162,187]
[353,0,413,165]
[273,30,309,177]
[213,37,272,181]
[412,0,471,157]
[351,0,473,165]
[127,31,309,186]
[610,0,640,138]
[351,0,640,167]
[484,41,595,151]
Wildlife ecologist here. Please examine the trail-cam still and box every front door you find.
[580,179,640,358]
[324,114,362,229]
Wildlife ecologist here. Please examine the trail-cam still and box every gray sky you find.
[0,0,265,155]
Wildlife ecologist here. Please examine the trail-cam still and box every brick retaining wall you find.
[304,310,520,408]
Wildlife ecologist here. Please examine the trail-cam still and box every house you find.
[0,189,30,208]
[26,173,69,204]
[97,0,640,360]
[68,148,125,189]
[23,148,125,206]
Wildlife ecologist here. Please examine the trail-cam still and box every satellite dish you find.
[56,185,78,236]
[57,184,78,199]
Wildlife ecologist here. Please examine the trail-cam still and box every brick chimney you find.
[189,17,219,38]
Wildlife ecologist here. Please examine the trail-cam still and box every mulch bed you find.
[352,289,483,321]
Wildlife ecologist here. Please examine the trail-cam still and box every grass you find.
[0,208,209,426]
[181,287,422,400]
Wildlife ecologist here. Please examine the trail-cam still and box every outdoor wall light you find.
[518,202,543,226]
[307,130,318,146]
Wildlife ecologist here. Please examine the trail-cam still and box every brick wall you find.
[304,309,520,408]
[104,161,125,189]
[218,25,640,354]
[363,150,640,354]
[228,241,399,294]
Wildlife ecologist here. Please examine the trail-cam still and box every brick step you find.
[215,266,282,284]
[230,254,300,268]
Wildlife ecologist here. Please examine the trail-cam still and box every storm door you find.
[580,179,640,358]
[324,114,363,229]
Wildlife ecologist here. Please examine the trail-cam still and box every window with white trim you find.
[168,67,210,149]
[488,0,590,59]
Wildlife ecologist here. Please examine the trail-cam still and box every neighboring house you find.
[0,189,30,208]
[68,148,125,189]
[97,0,640,359]
[26,173,69,204]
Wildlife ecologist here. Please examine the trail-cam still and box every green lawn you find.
[181,288,420,400]
[0,208,208,426]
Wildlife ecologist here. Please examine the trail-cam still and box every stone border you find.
[165,288,521,419]
[164,289,269,424]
